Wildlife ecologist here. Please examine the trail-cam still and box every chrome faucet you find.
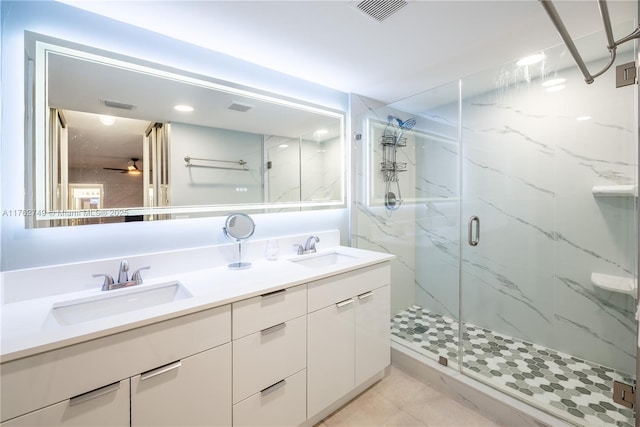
[305,235,320,253]
[117,260,129,283]
[93,260,150,291]
[293,236,320,255]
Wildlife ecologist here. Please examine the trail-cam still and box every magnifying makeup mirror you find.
[223,213,256,270]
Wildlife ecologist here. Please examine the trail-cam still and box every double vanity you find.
[0,231,393,426]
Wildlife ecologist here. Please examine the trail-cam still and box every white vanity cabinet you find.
[1,253,392,427]
[2,379,130,427]
[307,263,391,419]
[131,343,232,426]
[231,284,307,427]
[1,305,231,426]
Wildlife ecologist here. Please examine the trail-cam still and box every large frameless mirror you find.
[26,33,345,227]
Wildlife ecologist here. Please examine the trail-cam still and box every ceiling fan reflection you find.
[103,158,142,175]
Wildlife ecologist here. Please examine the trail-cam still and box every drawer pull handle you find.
[336,298,354,308]
[261,379,286,396]
[358,291,374,300]
[70,381,120,406]
[261,289,286,298]
[140,361,182,381]
[261,322,286,335]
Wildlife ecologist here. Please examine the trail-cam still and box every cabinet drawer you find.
[233,315,306,403]
[307,263,390,312]
[131,343,231,426]
[233,369,306,427]
[1,379,130,427]
[1,305,230,422]
[232,284,306,339]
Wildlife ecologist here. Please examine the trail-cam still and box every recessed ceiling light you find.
[576,115,592,121]
[278,144,289,148]
[174,105,194,112]
[99,115,115,126]
[517,53,546,67]
[542,78,566,87]
[315,129,328,135]
[545,85,565,93]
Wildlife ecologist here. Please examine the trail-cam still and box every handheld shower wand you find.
[382,116,416,210]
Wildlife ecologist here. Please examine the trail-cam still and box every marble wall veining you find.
[301,137,343,203]
[458,50,637,373]
[352,95,420,316]
[354,42,637,373]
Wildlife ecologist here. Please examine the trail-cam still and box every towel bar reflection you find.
[184,156,249,171]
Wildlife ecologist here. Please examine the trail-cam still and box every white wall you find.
[170,124,263,206]
[0,1,349,271]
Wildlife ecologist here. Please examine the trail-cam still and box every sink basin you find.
[289,251,358,268]
[51,281,192,325]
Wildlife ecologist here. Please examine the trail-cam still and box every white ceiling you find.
[58,0,637,104]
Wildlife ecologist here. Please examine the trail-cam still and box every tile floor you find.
[390,306,635,427]
[315,366,501,427]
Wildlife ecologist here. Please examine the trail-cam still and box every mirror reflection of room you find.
[34,40,345,227]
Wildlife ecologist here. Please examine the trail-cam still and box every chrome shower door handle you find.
[468,216,480,246]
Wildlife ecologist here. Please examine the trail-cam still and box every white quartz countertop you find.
[1,246,393,362]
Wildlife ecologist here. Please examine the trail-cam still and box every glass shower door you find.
[459,24,637,427]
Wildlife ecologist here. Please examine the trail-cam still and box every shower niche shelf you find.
[592,184,637,198]
[591,272,637,297]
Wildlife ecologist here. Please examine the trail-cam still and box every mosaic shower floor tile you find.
[391,306,635,427]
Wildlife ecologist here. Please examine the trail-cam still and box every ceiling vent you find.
[227,102,253,113]
[356,0,408,22]
[101,99,136,110]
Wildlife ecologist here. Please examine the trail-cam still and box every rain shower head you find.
[388,115,416,130]
[397,117,416,130]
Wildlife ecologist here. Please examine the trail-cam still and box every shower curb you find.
[391,343,574,427]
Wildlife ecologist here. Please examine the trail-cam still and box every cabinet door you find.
[307,298,355,418]
[355,285,391,386]
[1,379,129,427]
[131,343,231,427]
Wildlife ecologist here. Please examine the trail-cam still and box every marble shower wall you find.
[355,49,636,373]
[301,137,342,203]
[352,98,419,316]
[265,135,343,206]
[265,135,301,204]
[413,101,461,322]
[436,51,637,372]
[457,50,637,373]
